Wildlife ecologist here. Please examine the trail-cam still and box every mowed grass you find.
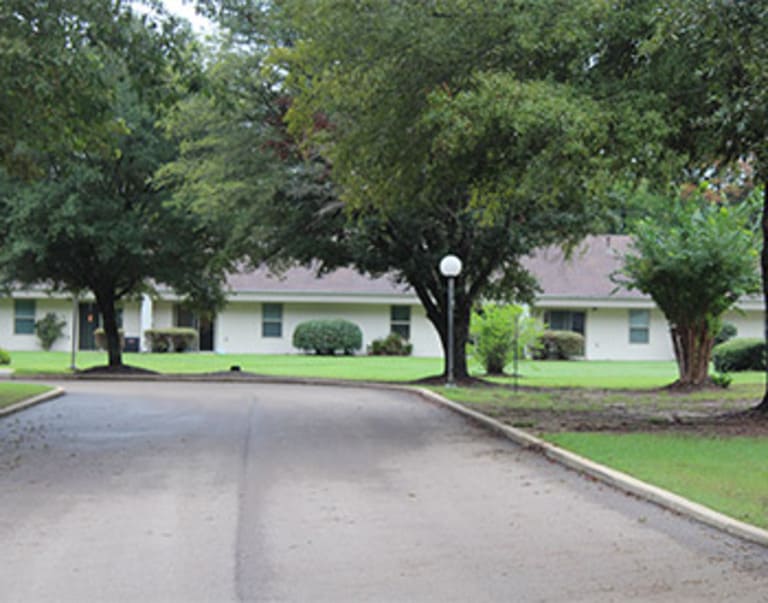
[0,382,52,410]
[489,359,765,389]
[544,433,768,530]
[8,350,446,382]
[10,351,765,389]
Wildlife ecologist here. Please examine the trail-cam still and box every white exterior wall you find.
[152,301,175,330]
[584,307,674,361]
[722,309,764,340]
[217,301,442,357]
[0,296,142,352]
[0,297,74,352]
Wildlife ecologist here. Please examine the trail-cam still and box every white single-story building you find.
[0,266,442,357]
[522,235,764,361]
[1,235,763,360]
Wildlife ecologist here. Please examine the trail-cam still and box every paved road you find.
[0,381,766,602]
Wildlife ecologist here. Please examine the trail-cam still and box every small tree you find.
[35,312,67,351]
[617,192,759,387]
[470,304,542,375]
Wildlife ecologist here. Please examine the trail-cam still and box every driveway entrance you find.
[1,381,766,601]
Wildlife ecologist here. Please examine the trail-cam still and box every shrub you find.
[714,322,738,346]
[292,319,362,355]
[368,333,413,356]
[35,312,67,351]
[94,328,125,351]
[144,328,198,353]
[0,349,11,365]
[470,304,542,374]
[533,330,585,360]
[712,338,765,372]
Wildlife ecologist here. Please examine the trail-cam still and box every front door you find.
[199,315,214,351]
[78,303,100,350]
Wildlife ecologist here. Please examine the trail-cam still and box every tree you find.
[0,0,193,178]
[171,1,668,380]
[0,11,227,369]
[593,0,768,407]
[616,191,760,387]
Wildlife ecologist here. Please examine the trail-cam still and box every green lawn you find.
[10,351,765,389]
[8,350,446,382]
[544,433,768,530]
[489,359,765,389]
[0,382,52,410]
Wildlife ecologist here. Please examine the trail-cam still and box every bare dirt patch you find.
[455,385,768,437]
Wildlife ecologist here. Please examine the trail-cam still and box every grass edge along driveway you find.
[543,432,768,531]
[0,383,53,411]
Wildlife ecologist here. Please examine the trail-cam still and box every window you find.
[262,303,283,338]
[14,299,36,335]
[544,310,585,335]
[175,305,197,329]
[629,309,650,344]
[390,305,411,339]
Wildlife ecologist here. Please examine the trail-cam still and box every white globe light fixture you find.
[439,254,463,386]
[439,254,463,278]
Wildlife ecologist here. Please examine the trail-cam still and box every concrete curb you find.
[0,386,66,419]
[409,386,768,549]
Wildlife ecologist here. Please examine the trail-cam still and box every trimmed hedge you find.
[533,330,585,360]
[368,333,413,356]
[144,328,198,353]
[292,319,362,355]
[712,338,766,372]
[0,349,10,365]
[94,328,125,351]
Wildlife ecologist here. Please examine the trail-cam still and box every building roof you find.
[224,236,644,302]
[522,235,646,300]
[226,264,411,296]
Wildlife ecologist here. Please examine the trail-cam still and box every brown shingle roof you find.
[226,265,411,296]
[225,236,646,300]
[521,235,646,299]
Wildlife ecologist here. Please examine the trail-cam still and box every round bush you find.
[0,349,11,365]
[368,333,413,356]
[712,338,765,372]
[292,319,363,355]
[533,330,584,360]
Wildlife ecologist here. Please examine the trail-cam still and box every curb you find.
[0,387,66,419]
[409,386,768,549]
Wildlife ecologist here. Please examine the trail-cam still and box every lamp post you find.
[439,254,463,386]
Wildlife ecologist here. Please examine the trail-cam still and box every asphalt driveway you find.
[0,381,766,602]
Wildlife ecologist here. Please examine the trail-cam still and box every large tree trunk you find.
[758,180,768,412]
[434,307,470,382]
[410,278,472,382]
[94,289,123,368]
[669,322,713,387]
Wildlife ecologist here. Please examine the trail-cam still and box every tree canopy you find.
[0,7,227,368]
[166,0,673,378]
[617,191,760,387]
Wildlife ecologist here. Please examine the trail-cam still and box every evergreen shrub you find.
[35,312,67,351]
[94,328,125,351]
[368,333,413,356]
[533,330,584,360]
[292,319,362,355]
[144,328,198,353]
[712,338,765,372]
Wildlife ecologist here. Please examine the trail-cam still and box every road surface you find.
[0,380,766,602]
